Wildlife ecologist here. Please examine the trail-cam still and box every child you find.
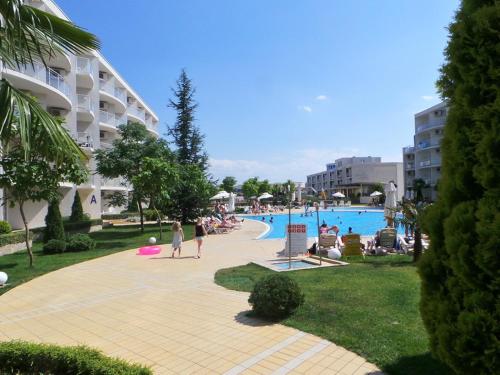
[171,221,184,258]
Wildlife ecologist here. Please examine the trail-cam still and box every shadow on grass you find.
[0,263,18,269]
[234,310,275,327]
[383,352,452,375]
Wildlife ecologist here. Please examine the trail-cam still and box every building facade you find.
[306,157,404,203]
[0,0,159,229]
[402,102,446,202]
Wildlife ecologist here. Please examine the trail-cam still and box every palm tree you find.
[394,200,426,263]
[412,178,428,203]
[0,0,100,162]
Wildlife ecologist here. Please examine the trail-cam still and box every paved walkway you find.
[0,220,381,374]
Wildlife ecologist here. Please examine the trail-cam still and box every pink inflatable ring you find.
[137,245,162,255]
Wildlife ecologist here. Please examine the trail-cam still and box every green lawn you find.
[0,224,193,296]
[214,257,452,375]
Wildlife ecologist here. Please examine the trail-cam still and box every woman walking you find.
[171,221,184,258]
[194,217,207,259]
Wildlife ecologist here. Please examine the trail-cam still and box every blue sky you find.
[58,0,460,183]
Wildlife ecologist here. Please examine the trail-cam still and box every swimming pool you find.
[246,209,402,239]
[272,260,317,270]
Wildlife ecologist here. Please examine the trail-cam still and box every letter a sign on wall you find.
[90,195,97,204]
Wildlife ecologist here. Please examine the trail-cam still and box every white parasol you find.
[210,191,230,200]
[332,192,345,198]
[370,191,383,197]
[384,182,397,224]
[257,192,273,200]
[227,193,236,212]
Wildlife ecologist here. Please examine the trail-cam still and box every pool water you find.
[246,209,401,239]
[272,260,317,270]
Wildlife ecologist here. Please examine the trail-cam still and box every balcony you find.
[405,162,415,169]
[101,177,129,191]
[99,77,126,111]
[77,174,95,191]
[416,120,445,134]
[76,57,93,89]
[127,105,146,123]
[416,140,441,150]
[418,160,441,169]
[5,62,72,109]
[99,110,126,130]
[403,146,415,154]
[74,132,94,154]
[76,94,95,122]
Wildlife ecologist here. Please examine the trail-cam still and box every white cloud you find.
[421,95,435,101]
[209,147,360,183]
[316,95,328,101]
[298,105,312,112]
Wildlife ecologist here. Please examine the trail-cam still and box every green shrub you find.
[69,191,85,222]
[142,209,158,221]
[0,340,151,374]
[235,207,245,214]
[0,220,12,234]
[42,239,66,254]
[102,213,128,220]
[248,273,304,320]
[44,200,65,243]
[66,234,95,252]
[0,231,32,247]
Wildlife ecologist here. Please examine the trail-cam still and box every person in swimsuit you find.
[194,217,207,259]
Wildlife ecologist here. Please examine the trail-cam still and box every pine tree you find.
[69,191,85,222]
[418,1,500,374]
[168,69,208,170]
[43,200,65,243]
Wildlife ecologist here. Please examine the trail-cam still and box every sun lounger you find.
[318,234,337,250]
[342,234,363,256]
[378,228,397,252]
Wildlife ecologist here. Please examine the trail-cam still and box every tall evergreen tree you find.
[69,191,84,222]
[419,1,500,374]
[43,200,65,243]
[168,69,208,170]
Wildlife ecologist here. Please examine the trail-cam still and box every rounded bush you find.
[43,239,66,254]
[248,273,304,320]
[66,234,95,252]
[0,220,12,234]
[0,340,151,374]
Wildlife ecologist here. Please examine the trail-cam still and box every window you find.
[99,71,105,79]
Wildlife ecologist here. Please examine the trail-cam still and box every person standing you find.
[194,217,207,259]
[171,221,184,258]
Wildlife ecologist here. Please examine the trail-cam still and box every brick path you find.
[0,220,382,374]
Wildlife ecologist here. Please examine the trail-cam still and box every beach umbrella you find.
[384,182,397,225]
[210,191,230,200]
[258,192,273,200]
[370,191,383,197]
[227,193,236,212]
[332,192,345,198]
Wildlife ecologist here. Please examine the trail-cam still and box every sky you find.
[58,0,460,184]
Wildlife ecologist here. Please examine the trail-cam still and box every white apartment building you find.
[0,0,159,230]
[306,157,404,203]
[403,102,446,201]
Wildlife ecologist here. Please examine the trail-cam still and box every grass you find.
[214,256,452,375]
[0,223,193,296]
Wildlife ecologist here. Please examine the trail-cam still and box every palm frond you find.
[0,78,85,163]
[0,0,100,69]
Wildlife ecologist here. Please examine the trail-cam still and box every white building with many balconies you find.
[306,157,404,203]
[403,102,446,201]
[0,0,160,230]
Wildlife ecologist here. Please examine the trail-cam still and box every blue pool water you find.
[246,209,401,239]
[273,260,317,270]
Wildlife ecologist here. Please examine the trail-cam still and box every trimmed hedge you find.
[102,213,128,220]
[43,239,66,254]
[0,341,152,374]
[66,233,96,252]
[0,231,32,247]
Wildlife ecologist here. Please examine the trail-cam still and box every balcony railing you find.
[74,132,94,149]
[76,94,94,113]
[76,57,92,75]
[114,87,127,104]
[13,62,71,97]
[403,146,415,153]
[99,77,127,104]
[99,110,126,128]
[102,177,128,189]
[416,120,445,133]
[99,141,113,149]
[128,105,145,122]
[406,162,415,169]
[416,140,441,150]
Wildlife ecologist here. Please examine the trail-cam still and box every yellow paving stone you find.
[0,220,381,374]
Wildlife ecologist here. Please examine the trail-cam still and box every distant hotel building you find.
[306,157,403,203]
[403,102,446,201]
[0,0,159,229]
